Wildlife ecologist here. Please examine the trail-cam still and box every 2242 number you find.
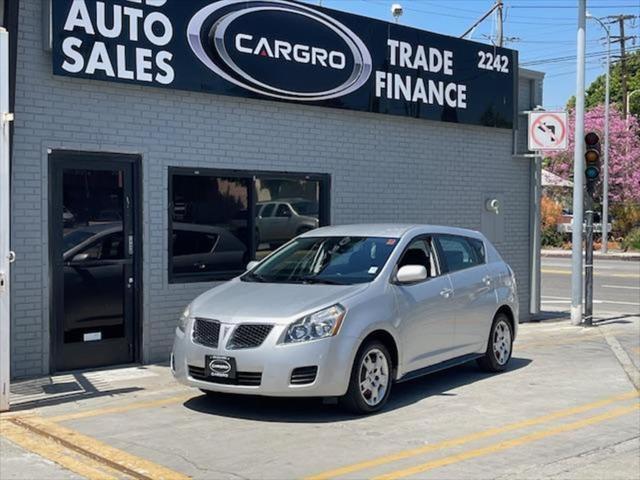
[477,51,509,73]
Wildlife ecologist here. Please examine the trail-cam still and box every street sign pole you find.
[571,1,587,326]
[0,27,12,412]
[530,152,542,316]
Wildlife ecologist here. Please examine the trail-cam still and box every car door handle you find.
[482,276,492,286]
[440,288,453,299]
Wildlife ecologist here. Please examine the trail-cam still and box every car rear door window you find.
[437,235,481,272]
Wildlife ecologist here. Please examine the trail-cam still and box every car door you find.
[435,235,497,355]
[393,237,456,373]
[271,203,294,241]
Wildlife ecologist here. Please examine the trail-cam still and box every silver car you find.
[172,224,518,414]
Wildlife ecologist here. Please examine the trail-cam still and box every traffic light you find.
[584,132,601,183]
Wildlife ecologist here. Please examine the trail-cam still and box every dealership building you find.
[1,0,544,379]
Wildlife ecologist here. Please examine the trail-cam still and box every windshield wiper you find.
[299,276,347,285]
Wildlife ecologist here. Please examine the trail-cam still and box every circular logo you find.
[187,0,372,101]
[209,359,232,375]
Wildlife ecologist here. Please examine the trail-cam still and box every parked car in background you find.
[256,199,319,247]
[172,224,518,414]
[63,206,76,227]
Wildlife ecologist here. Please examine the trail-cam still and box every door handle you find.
[482,275,492,286]
[440,288,453,299]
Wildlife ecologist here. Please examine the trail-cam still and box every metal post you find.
[496,0,504,47]
[0,27,12,412]
[571,1,587,326]
[530,153,542,316]
[584,185,594,326]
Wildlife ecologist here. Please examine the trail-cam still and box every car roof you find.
[298,224,485,239]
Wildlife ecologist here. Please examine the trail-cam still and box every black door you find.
[50,152,140,372]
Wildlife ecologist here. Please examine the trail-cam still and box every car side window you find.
[275,204,292,218]
[260,204,275,218]
[398,238,439,278]
[467,238,486,264]
[437,235,481,273]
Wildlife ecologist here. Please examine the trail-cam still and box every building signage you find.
[52,0,517,128]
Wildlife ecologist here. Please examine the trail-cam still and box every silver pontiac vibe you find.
[172,224,519,414]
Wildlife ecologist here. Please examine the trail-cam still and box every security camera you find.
[391,4,403,20]
[486,198,501,215]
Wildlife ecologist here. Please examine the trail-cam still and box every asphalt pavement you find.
[542,257,640,316]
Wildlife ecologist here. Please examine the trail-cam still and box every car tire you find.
[477,313,513,372]
[340,341,393,415]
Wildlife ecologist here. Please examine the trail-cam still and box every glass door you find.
[50,152,139,372]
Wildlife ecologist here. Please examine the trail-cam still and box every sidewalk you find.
[542,248,640,261]
[1,314,639,480]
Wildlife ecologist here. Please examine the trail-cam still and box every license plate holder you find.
[204,355,237,379]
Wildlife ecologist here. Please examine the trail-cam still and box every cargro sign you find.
[52,0,518,128]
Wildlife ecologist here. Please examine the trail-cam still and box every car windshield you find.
[243,236,398,285]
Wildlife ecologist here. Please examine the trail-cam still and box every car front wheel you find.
[477,313,513,372]
[341,341,393,414]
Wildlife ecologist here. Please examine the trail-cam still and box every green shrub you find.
[621,228,640,251]
[542,226,565,248]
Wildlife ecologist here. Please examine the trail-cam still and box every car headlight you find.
[284,304,346,344]
[178,305,192,333]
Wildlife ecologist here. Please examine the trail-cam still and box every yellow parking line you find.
[542,269,639,279]
[305,390,638,480]
[0,420,121,480]
[48,393,193,423]
[8,416,191,480]
[374,403,639,480]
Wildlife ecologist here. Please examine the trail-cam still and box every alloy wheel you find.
[358,348,389,407]
[493,319,512,366]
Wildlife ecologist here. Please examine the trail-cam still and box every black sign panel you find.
[52,0,517,128]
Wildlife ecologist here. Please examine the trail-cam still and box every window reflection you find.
[255,178,320,258]
[171,175,250,279]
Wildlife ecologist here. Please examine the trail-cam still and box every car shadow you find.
[182,357,532,423]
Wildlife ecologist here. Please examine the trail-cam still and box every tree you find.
[545,105,640,205]
[566,50,640,116]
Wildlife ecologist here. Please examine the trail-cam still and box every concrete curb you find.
[541,250,640,262]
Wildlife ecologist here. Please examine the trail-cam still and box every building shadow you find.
[182,357,532,423]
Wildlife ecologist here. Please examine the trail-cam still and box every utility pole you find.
[571,1,586,326]
[587,14,611,254]
[496,0,504,47]
[608,15,636,118]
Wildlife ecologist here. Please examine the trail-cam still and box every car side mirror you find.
[246,261,259,271]
[396,265,428,284]
[72,252,90,263]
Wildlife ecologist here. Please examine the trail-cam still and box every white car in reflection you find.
[172,224,518,414]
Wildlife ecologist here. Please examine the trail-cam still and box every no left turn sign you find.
[528,111,568,151]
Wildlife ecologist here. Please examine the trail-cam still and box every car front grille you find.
[290,366,318,385]
[227,324,273,350]
[192,318,220,348]
[188,365,262,386]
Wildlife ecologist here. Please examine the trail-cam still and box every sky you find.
[300,0,640,110]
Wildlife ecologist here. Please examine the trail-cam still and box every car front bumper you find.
[171,324,356,397]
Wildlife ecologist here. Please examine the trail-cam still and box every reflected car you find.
[256,199,319,246]
[172,224,519,414]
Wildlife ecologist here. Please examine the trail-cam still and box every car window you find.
[437,235,481,272]
[398,238,439,278]
[467,238,486,264]
[173,230,218,256]
[78,232,124,261]
[275,204,292,218]
[260,203,275,218]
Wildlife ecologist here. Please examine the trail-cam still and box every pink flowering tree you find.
[546,105,640,204]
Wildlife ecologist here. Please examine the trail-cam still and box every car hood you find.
[190,279,369,325]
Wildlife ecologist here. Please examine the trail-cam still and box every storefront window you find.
[169,169,330,283]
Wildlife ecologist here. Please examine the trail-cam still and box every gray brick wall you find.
[10,0,535,378]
